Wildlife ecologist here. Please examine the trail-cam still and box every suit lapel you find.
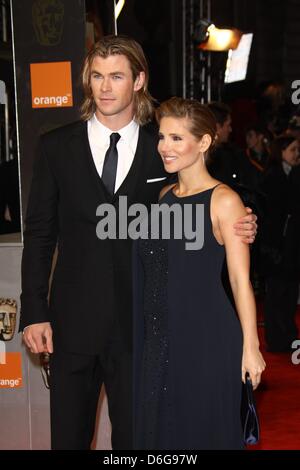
[113,124,159,203]
[67,121,109,201]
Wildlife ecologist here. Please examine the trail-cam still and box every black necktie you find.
[101,132,121,195]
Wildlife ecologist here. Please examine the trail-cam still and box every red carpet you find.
[248,306,300,450]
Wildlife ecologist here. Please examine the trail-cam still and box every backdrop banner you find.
[11,0,86,216]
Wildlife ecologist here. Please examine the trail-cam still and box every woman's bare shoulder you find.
[212,184,245,216]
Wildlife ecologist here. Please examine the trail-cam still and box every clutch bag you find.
[241,372,260,445]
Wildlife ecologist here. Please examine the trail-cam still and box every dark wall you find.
[117,0,183,102]
[116,0,300,103]
[212,0,300,98]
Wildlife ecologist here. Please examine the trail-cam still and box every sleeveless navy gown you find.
[133,186,244,450]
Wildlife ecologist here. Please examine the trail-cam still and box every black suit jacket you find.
[260,163,299,279]
[20,120,169,354]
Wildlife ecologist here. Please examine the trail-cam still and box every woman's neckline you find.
[171,183,221,199]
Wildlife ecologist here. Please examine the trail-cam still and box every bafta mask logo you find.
[0,299,22,388]
[0,298,17,342]
[32,0,64,46]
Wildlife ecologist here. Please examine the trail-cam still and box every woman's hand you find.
[242,347,266,390]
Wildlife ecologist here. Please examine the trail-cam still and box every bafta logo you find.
[32,0,64,46]
[0,298,17,342]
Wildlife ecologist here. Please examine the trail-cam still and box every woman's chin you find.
[163,163,178,173]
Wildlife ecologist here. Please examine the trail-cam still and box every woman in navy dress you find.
[133,97,266,450]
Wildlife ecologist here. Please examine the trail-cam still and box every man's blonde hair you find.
[80,35,154,125]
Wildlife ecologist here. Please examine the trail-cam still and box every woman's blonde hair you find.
[80,35,154,125]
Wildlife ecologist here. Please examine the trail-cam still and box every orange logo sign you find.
[30,61,73,108]
[0,352,23,388]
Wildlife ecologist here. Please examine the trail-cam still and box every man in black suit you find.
[207,102,261,190]
[20,35,257,450]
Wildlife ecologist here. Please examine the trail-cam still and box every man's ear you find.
[134,71,146,92]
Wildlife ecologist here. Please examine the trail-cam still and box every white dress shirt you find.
[87,114,140,192]
[282,160,292,176]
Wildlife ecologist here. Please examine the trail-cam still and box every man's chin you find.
[98,108,117,116]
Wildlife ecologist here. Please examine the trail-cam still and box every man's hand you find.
[234,207,258,244]
[23,322,53,354]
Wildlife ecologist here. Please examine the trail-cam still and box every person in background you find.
[245,124,270,173]
[207,102,261,197]
[260,135,300,351]
[286,113,300,143]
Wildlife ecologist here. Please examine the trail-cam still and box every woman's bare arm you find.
[212,185,266,388]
